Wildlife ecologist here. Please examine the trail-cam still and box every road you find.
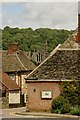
[1,118,79,120]
[1,107,79,120]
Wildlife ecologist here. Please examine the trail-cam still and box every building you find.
[0,72,20,109]
[2,42,36,106]
[24,41,49,65]
[31,48,48,65]
[26,80,61,112]
[25,29,80,111]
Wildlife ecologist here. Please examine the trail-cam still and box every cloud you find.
[78,1,80,14]
[2,2,78,30]
[2,0,79,2]
[0,3,2,28]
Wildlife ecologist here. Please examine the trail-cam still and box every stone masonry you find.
[2,92,9,109]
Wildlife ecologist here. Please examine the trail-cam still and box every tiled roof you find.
[2,50,36,72]
[59,30,79,49]
[26,31,80,81]
[0,72,20,91]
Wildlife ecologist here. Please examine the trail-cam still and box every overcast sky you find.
[1,2,78,30]
[78,1,80,14]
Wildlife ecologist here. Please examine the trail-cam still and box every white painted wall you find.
[21,75,27,89]
[9,91,20,104]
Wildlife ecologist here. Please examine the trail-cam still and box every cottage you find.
[2,42,36,106]
[0,72,20,109]
[25,28,80,111]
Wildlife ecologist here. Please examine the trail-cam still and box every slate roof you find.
[0,72,20,91]
[2,50,36,72]
[26,31,80,81]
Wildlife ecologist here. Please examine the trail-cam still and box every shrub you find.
[69,106,80,116]
[60,81,80,106]
[51,96,71,114]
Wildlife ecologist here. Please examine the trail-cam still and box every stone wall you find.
[2,92,9,109]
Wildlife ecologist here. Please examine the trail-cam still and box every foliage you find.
[60,81,80,106]
[51,96,71,114]
[2,26,73,52]
[69,106,80,115]
[51,81,80,115]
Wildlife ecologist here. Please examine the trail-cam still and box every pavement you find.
[1,107,80,119]
[15,111,80,119]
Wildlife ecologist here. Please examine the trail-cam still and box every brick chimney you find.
[7,42,18,54]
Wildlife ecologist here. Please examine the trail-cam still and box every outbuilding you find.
[26,80,61,112]
[0,72,20,108]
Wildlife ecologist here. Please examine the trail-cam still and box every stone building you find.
[24,41,48,65]
[31,47,48,65]
[25,29,80,111]
[2,42,36,106]
[0,72,20,109]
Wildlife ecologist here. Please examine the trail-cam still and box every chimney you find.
[7,42,18,54]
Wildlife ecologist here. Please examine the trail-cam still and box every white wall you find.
[9,91,20,104]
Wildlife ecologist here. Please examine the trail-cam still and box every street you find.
[1,107,79,120]
[2,118,79,120]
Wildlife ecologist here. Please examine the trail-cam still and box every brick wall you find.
[27,81,60,111]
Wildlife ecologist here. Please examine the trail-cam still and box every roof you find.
[59,30,79,49]
[0,72,20,91]
[2,50,36,72]
[26,79,78,83]
[26,31,80,81]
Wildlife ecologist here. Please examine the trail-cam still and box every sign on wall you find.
[41,90,52,99]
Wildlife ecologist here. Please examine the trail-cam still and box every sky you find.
[0,2,79,30]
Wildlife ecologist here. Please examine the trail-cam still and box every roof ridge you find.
[15,53,28,71]
[26,44,61,79]
[23,51,31,60]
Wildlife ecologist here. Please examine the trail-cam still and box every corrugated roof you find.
[0,72,20,91]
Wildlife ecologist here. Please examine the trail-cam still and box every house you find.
[0,72,20,109]
[2,42,36,106]
[25,28,80,111]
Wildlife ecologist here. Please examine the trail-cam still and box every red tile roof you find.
[0,72,20,91]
